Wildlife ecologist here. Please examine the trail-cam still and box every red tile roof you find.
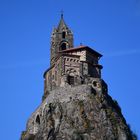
[59,46,102,57]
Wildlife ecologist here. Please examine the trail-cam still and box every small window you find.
[62,32,66,38]
[93,81,97,87]
[68,76,74,85]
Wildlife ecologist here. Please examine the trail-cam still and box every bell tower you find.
[50,14,74,65]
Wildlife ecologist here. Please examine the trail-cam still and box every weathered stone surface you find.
[21,84,136,140]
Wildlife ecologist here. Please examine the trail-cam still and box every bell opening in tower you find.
[60,43,67,50]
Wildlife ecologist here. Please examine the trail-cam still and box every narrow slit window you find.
[62,32,66,38]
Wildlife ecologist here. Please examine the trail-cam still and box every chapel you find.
[43,14,103,97]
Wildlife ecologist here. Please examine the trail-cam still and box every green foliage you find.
[20,131,26,140]
[78,100,84,106]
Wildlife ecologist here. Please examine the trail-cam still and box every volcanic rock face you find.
[21,84,136,140]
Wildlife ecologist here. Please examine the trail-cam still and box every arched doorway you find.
[67,75,74,85]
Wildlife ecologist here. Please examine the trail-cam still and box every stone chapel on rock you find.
[43,14,105,100]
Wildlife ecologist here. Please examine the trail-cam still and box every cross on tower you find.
[60,10,64,18]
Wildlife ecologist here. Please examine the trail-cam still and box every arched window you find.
[36,115,40,125]
[62,32,66,38]
[60,43,66,50]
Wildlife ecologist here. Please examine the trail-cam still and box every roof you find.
[57,14,68,31]
[59,46,103,57]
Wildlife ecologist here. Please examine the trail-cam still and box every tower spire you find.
[57,11,67,31]
[50,14,74,65]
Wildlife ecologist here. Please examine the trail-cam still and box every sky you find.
[0,0,140,139]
